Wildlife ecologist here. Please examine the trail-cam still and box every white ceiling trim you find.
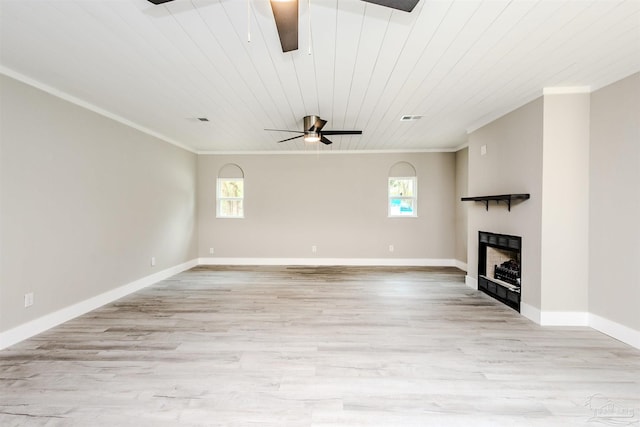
[453,142,469,152]
[465,90,543,135]
[197,148,460,156]
[2,63,460,157]
[467,84,597,134]
[0,65,196,154]
[543,86,592,95]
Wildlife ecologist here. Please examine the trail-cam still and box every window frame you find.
[216,178,244,219]
[388,176,418,218]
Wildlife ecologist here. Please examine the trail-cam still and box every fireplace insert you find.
[494,259,520,285]
[478,231,521,311]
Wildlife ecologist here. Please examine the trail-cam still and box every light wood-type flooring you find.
[1,266,639,426]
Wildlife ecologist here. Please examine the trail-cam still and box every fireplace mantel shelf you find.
[461,194,530,211]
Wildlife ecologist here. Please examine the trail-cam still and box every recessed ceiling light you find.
[400,115,423,121]
[197,117,209,122]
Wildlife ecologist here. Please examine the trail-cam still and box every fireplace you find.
[478,231,521,311]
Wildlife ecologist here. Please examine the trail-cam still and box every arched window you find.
[217,164,244,218]
[388,161,417,217]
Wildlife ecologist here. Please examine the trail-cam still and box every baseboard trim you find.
[589,313,640,350]
[197,257,460,267]
[520,303,541,324]
[519,306,639,350]
[540,311,589,326]
[465,275,477,290]
[520,306,589,326]
[0,259,198,350]
[454,260,468,272]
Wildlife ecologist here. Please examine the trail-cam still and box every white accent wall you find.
[541,93,590,312]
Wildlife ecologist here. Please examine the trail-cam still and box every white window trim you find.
[388,176,418,218]
[217,178,244,219]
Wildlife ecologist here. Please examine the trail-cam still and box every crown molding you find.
[466,85,593,135]
[1,66,467,156]
[465,91,542,134]
[542,86,591,95]
[453,142,469,152]
[196,147,460,155]
[0,66,196,154]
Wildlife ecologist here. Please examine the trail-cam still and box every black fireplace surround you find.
[478,231,521,312]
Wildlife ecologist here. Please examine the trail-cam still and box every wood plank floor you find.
[1,266,639,426]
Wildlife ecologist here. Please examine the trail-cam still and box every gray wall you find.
[454,148,468,266]
[198,152,457,260]
[0,75,198,332]
[467,98,544,310]
[589,73,640,331]
[467,74,639,336]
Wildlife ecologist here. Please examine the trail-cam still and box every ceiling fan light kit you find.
[266,115,362,146]
[304,132,320,143]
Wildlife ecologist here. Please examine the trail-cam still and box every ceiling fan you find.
[147,0,419,53]
[266,115,362,145]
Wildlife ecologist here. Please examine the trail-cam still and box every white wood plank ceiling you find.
[1,0,639,153]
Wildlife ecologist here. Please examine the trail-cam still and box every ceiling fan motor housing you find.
[302,115,321,142]
[303,115,322,133]
[266,115,360,145]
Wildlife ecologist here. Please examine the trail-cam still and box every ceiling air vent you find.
[400,115,423,121]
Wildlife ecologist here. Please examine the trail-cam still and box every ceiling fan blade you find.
[361,0,419,12]
[278,134,304,143]
[313,119,328,132]
[320,136,333,145]
[146,0,175,4]
[321,130,363,135]
[265,129,304,133]
[270,0,298,52]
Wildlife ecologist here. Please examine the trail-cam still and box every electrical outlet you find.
[311,245,317,253]
[209,247,215,254]
[24,292,34,308]
[151,257,156,266]
[389,244,394,252]
[481,145,487,156]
